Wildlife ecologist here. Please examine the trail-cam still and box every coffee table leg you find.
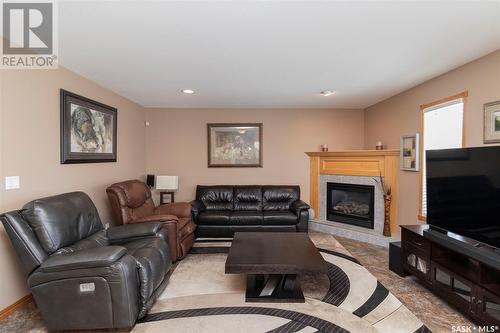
[259,274,282,296]
[246,274,305,303]
[282,274,298,292]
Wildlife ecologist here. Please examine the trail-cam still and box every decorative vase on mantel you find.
[383,194,392,237]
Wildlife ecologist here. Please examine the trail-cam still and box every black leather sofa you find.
[0,192,172,331]
[191,185,310,237]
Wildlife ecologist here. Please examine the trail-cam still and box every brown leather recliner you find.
[106,180,195,260]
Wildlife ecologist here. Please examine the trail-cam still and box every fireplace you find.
[326,182,375,229]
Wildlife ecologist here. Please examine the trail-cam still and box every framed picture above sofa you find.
[207,123,263,167]
[60,89,117,164]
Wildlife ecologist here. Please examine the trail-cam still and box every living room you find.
[1,1,500,332]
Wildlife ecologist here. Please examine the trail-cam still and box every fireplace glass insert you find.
[326,182,375,229]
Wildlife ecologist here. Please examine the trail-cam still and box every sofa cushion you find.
[22,192,103,254]
[196,211,231,225]
[196,186,234,211]
[262,186,299,211]
[263,211,298,225]
[106,180,157,225]
[234,186,263,211]
[108,180,153,209]
[230,211,264,225]
[56,230,109,254]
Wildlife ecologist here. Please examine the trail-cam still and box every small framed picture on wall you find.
[400,134,419,171]
[484,100,500,144]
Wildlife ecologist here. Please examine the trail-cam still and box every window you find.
[419,92,467,219]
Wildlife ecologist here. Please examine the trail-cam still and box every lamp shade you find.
[156,176,178,191]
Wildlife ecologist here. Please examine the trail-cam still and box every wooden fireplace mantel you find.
[306,149,399,234]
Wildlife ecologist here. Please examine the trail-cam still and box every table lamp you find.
[156,175,178,204]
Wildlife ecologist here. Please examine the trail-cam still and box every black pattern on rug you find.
[317,248,391,317]
[264,320,307,333]
[413,325,433,333]
[353,281,390,317]
[321,262,350,306]
[190,246,230,254]
[138,306,350,333]
[316,248,361,265]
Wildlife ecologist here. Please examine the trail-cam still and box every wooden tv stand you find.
[401,225,500,326]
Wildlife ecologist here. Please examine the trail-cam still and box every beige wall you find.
[364,50,500,228]
[0,67,146,310]
[145,108,365,203]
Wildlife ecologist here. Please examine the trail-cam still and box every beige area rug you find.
[132,232,430,333]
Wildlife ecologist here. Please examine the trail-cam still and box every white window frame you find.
[418,91,467,221]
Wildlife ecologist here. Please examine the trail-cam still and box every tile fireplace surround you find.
[306,150,400,246]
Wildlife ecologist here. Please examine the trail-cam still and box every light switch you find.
[5,176,20,190]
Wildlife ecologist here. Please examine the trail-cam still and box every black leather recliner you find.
[0,192,172,331]
[191,185,310,237]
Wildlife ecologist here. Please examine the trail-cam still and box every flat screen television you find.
[426,146,500,249]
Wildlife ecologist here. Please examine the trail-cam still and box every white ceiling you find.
[58,1,500,109]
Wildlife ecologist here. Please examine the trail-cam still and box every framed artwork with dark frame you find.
[484,100,500,144]
[60,89,117,164]
[207,123,263,167]
[400,133,419,171]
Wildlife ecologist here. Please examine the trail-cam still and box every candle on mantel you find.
[321,144,328,152]
[376,141,384,150]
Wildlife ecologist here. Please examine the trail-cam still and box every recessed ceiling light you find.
[320,90,335,96]
[182,89,195,94]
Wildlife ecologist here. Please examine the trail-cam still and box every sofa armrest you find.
[155,202,191,218]
[39,246,126,273]
[190,200,205,220]
[28,248,140,330]
[290,200,310,214]
[107,222,163,244]
[134,214,178,223]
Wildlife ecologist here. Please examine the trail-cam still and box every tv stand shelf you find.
[401,225,500,326]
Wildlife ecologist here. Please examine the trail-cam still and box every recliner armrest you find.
[39,246,126,273]
[155,202,191,218]
[290,200,310,214]
[190,200,206,219]
[107,222,164,243]
[134,214,178,223]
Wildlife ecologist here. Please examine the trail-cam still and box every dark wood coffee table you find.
[225,232,327,303]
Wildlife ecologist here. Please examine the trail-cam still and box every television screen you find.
[426,146,500,249]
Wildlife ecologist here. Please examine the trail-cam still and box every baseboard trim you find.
[0,294,33,320]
